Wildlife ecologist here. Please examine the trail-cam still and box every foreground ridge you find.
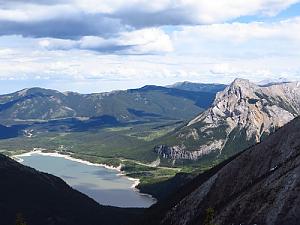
[144,117,300,225]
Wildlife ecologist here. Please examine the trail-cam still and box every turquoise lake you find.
[19,153,156,208]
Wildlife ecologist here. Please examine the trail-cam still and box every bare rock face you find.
[156,79,300,161]
[189,78,299,139]
[154,145,213,160]
[159,117,300,225]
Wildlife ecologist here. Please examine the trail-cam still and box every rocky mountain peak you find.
[188,79,261,126]
[155,79,300,162]
[189,79,300,128]
[221,78,258,100]
[230,78,252,87]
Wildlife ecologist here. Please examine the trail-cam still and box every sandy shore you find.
[13,149,123,170]
[11,149,145,193]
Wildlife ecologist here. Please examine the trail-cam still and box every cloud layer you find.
[0,1,299,35]
[38,28,173,54]
[0,0,300,93]
[0,0,299,54]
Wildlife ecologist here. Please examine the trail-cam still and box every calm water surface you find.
[19,153,156,208]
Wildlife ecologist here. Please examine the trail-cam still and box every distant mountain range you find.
[167,81,227,93]
[258,77,291,86]
[2,80,299,163]
[155,79,300,162]
[1,79,300,225]
[0,85,216,124]
[139,117,300,225]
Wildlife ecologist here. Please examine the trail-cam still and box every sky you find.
[0,0,300,94]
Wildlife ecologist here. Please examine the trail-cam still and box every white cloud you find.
[175,17,300,42]
[73,0,300,24]
[119,28,174,54]
[0,0,299,34]
[0,4,77,22]
[39,38,76,50]
[172,17,300,57]
[0,48,16,55]
[210,63,234,75]
[183,0,299,23]
[1,43,300,86]
[38,28,173,54]
[0,1,300,93]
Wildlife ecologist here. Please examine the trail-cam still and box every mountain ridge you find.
[154,78,300,162]
[0,85,216,124]
[140,116,300,225]
[167,81,227,93]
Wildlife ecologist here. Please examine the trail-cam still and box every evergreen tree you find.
[203,207,215,225]
[15,213,27,225]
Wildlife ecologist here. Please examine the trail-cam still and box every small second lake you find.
[18,153,156,208]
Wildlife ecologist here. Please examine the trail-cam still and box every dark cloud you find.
[113,7,198,28]
[0,1,196,40]
[0,1,200,40]
[0,1,174,54]
[81,44,134,53]
[0,0,298,40]
[44,39,135,54]
[0,14,123,39]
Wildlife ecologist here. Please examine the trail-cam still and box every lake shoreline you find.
[11,149,157,204]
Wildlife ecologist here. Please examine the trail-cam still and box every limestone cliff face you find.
[156,79,300,160]
[154,145,213,160]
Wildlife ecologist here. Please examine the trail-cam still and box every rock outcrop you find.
[154,145,220,160]
[156,79,300,161]
[154,145,212,160]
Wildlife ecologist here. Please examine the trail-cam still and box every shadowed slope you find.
[0,154,142,225]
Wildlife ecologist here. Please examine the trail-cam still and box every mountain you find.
[0,86,215,124]
[167,81,226,93]
[139,117,300,225]
[258,77,291,86]
[0,154,141,225]
[155,79,300,162]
